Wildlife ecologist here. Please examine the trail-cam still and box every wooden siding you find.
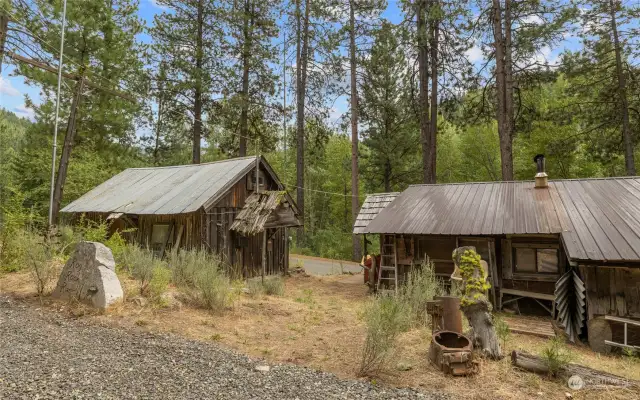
[579,265,640,320]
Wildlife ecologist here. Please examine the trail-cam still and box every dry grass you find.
[1,270,639,400]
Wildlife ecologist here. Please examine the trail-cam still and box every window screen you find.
[515,248,536,272]
[537,249,559,273]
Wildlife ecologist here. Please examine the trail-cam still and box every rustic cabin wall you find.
[579,265,640,320]
[500,235,563,295]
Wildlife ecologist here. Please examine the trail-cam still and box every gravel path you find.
[0,296,449,400]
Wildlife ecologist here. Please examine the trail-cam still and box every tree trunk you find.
[239,0,252,157]
[192,0,204,165]
[154,65,166,166]
[349,0,362,261]
[51,76,85,225]
[609,0,635,175]
[0,13,9,75]
[491,0,513,181]
[384,160,391,192]
[428,2,439,181]
[417,0,433,184]
[462,301,502,359]
[511,351,639,389]
[503,0,514,180]
[295,0,310,246]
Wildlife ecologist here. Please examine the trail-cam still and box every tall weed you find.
[357,296,410,377]
[398,259,444,326]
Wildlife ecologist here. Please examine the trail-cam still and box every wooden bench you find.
[500,288,556,317]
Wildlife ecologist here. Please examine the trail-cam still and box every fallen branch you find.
[511,351,639,389]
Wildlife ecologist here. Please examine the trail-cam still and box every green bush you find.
[399,259,444,326]
[191,262,231,311]
[148,265,172,302]
[119,244,156,294]
[494,315,511,348]
[357,296,410,377]
[246,279,265,298]
[540,336,574,376]
[263,276,284,296]
[24,234,57,295]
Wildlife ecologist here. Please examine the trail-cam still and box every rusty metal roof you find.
[353,193,399,234]
[61,157,259,215]
[361,178,640,263]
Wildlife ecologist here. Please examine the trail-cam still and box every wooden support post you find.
[262,229,267,283]
[283,227,289,275]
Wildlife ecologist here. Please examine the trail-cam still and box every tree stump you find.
[587,317,612,354]
[452,246,502,359]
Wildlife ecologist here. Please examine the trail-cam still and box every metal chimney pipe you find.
[534,154,548,188]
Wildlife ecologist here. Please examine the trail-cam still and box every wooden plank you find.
[501,288,555,301]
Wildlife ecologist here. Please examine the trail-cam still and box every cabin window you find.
[514,247,558,274]
[151,224,171,257]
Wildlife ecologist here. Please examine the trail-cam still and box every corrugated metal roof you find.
[353,192,399,234]
[61,157,258,215]
[361,178,640,263]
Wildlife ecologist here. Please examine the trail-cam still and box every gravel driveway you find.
[0,296,448,400]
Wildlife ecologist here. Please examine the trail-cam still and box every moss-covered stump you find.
[452,247,502,360]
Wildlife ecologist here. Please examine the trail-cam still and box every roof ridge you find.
[126,156,257,170]
[409,176,640,187]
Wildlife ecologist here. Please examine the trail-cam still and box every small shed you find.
[355,171,640,349]
[62,156,301,278]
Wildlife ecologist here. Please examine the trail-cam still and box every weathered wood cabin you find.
[355,159,640,350]
[61,156,300,278]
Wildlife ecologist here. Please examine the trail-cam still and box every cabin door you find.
[457,237,498,306]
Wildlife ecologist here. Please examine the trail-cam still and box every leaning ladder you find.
[377,235,398,295]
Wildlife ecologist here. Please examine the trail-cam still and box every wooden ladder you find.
[377,236,398,295]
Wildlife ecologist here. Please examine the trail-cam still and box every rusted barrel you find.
[435,296,462,333]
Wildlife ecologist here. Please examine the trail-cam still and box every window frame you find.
[512,243,560,276]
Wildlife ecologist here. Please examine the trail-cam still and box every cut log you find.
[511,351,639,389]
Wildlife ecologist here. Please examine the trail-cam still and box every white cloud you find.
[0,77,20,97]
[521,15,543,25]
[14,104,35,120]
[465,45,484,63]
[148,0,167,10]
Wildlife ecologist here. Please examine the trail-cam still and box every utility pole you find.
[49,0,68,228]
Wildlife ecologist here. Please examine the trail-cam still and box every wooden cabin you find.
[61,156,300,278]
[355,163,640,351]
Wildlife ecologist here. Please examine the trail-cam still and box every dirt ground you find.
[1,270,639,400]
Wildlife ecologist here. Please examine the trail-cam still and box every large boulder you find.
[52,241,123,309]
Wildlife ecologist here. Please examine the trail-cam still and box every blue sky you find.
[0,0,578,126]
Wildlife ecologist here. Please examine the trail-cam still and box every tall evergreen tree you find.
[151,0,222,164]
[360,22,420,192]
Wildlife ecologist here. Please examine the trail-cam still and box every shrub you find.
[494,315,511,348]
[246,279,265,298]
[24,234,57,296]
[263,276,284,296]
[119,244,156,294]
[168,249,232,312]
[540,336,574,376]
[398,259,444,326]
[357,296,410,377]
[148,265,172,302]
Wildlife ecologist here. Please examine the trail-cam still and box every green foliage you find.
[357,296,410,377]
[540,336,574,376]
[494,315,511,349]
[246,279,265,298]
[455,249,491,307]
[263,276,284,296]
[148,265,172,302]
[22,232,57,295]
[398,259,444,326]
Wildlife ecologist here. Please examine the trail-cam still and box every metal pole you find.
[282,31,286,183]
[48,0,68,227]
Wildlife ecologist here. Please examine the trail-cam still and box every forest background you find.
[1,0,639,261]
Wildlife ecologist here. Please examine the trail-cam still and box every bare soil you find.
[1,270,639,400]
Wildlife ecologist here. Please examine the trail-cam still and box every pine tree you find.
[151,0,223,164]
[9,0,144,223]
[360,22,421,192]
